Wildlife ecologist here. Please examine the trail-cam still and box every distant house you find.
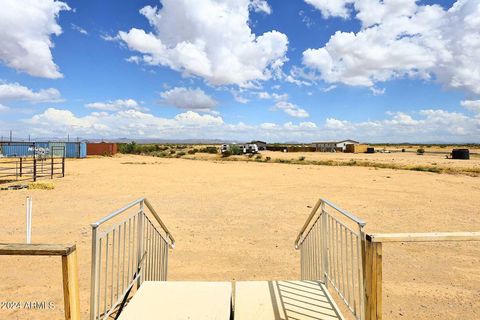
[251,140,267,150]
[311,139,359,152]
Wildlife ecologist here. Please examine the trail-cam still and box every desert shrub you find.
[198,146,218,154]
[151,151,168,157]
[176,151,186,157]
[417,148,425,155]
[298,156,305,161]
[265,156,271,161]
[187,149,198,154]
[255,154,262,160]
[228,144,242,155]
[118,141,137,154]
[170,149,176,155]
[221,150,231,157]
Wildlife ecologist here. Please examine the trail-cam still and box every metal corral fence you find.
[90,198,175,320]
[0,143,65,184]
[295,198,366,320]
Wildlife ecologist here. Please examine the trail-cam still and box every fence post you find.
[51,156,54,179]
[136,201,144,287]
[90,226,98,320]
[62,157,65,177]
[33,157,37,182]
[62,248,81,320]
[20,157,23,177]
[363,236,382,320]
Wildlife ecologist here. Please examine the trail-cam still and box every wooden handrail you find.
[363,231,480,320]
[0,243,76,255]
[0,243,80,320]
[367,232,480,243]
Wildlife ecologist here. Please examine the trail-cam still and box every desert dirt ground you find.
[0,154,479,319]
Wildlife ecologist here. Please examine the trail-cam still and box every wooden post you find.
[62,249,81,320]
[51,156,54,179]
[20,157,23,177]
[62,157,65,177]
[0,243,80,320]
[364,238,382,320]
[33,157,37,182]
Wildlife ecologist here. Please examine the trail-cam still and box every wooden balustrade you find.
[363,232,480,320]
[0,243,80,320]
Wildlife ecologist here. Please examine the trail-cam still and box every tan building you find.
[311,139,359,152]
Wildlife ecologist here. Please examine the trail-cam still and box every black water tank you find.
[452,149,469,160]
[366,147,375,153]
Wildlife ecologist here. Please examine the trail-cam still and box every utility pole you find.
[9,130,12,142]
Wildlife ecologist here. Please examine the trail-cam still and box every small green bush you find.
[176,151,186,157]
[198,146,218,154]
[417,148,425,155]
[228,144,242,155]
[221,150,231,157]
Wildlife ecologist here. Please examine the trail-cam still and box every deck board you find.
[118,281,232,320]
[235,280,344,320]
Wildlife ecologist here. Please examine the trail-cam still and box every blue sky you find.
[0,0,479,142]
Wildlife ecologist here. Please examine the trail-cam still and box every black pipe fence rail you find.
[0,156,65,185]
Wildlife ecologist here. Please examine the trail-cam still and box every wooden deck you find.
[117,280,344,320]
[117,281,232,320]
[235,280,344,320]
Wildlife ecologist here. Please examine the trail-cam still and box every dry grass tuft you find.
[28,181,55,190]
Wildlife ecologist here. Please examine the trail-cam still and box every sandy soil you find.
[191,150,480,171]
[0,154,479,319]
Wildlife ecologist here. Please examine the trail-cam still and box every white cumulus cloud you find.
[461,100,480,114]
[86,99,143,111]
[303,0,480,94]
[160,87,218,111]
[5,103,479,142]
[116,0,288,87]
[304,0,354,18]
[273,101,310,118]
[250,0,272,14]
[0,0,70,78]
[0,81,62,104]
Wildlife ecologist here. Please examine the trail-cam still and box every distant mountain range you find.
[1,137,479,145]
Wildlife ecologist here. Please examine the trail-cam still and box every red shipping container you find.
[87,143,118,155]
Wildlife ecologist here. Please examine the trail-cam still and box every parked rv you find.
[242,144,259,154]
[220,144,229,153]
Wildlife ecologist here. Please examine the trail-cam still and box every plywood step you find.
[118,281,232,320]
[235,280,344,320]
